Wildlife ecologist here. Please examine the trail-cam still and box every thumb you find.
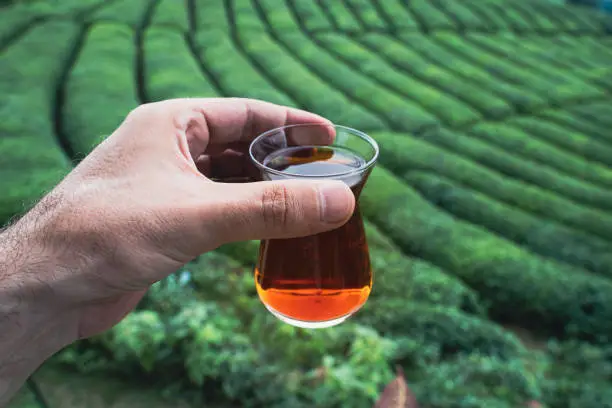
[204,179,356,243]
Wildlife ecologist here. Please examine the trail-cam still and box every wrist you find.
[0,219,79,405]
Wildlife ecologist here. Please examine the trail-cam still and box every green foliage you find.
[0,4,45,48]
[542,341,612,407]
[461,0,512,30]
[542,379,612,408]
[367,248,484,314]
[413,354,544,407]
[495,2,536,32]
[193,30,295,106]
[430,0,490,30]
[358,33,512,119]
[143,27,219,101]
[89,0,157,28]
[0,21,77,222]
[555,36,612,67]
[0,0,103,47]
[567,101,612,130]
[58,264,399,407]
[101,311,167,372]
[361,165,612,342]
[372,131,612,241]
[520,2,562,33]
[2,0,106,16]
[405,171,612,278]
[234,22,386,129]
[287,0,333,32]
[466,33,605,97]
[233,0,267,32]
[433,32,600,104]
[358,303,525,360]
[315,33,482,127]
[316,0,362,32]
[344,0,388,30]
[508,117,612,168]
[529,1,581,32]
[150,0,189,31]
[539,109,612,146]
[195,0,230,32]
[469,122,612,189]
[406,0,457,29]
[397,33,547,112]
[63,23,139,157]
[303,327,396,408]
[258,3,438,132]
[375,0,420,30]
[497,35,610,85]
[417,127,612,212]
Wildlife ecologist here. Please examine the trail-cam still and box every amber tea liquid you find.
[255,146,372,328]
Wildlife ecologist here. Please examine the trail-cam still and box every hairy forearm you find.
[0,218,77,406]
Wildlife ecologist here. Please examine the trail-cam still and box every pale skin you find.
[0,98,355,405]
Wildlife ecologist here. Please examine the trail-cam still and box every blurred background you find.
[2,0,612,407]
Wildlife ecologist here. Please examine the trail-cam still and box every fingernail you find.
[318,182,354,223]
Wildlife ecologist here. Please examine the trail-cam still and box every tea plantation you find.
[2,0,612,407]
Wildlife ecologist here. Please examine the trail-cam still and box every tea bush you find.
[372,131,612,240]
[63,23,139,157]
[404,171,612,277]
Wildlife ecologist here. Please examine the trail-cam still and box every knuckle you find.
[126,103,155,123]
[261,184,292,229]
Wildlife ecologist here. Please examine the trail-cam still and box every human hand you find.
[3,98,355,345]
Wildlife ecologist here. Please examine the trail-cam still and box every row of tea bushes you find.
[466,33,607,92]
[143,28,219,101]
[62,23,139,158]
[431,32,604,104]
[356,303,525,360]
[404,171,612,278]
[396,33,549,112]
[469,122,612,188]
[417,127,612,211]
[371,132,612,241]
[343,0,388,31]
[254,0,439,133]
[508,117,612,167]
[357,33,514,119]
[286,0,334,32]
[360,165,612,342]
[429,0,490,31]
[149,0,190,32]
[193,30,295,107]
[406,0,457,30]
[539,108,612,144]
[367,0,420,30]
[317,0,363,32]
[0,21,77,221]
[0,0,104,47]
[314,33,482,127]
[233,26,385,129]
[87,0,156,29]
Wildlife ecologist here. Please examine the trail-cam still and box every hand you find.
[2,98,355,345]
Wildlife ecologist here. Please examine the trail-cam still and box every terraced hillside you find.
[2,0,612,407]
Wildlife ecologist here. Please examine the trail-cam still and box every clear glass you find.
[249,123,379,328]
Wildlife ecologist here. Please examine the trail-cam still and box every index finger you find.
[142,97,335,158]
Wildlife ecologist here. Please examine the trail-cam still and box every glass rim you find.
[248,123,380,179]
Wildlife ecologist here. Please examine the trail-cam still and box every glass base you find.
[263,303,352,329]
